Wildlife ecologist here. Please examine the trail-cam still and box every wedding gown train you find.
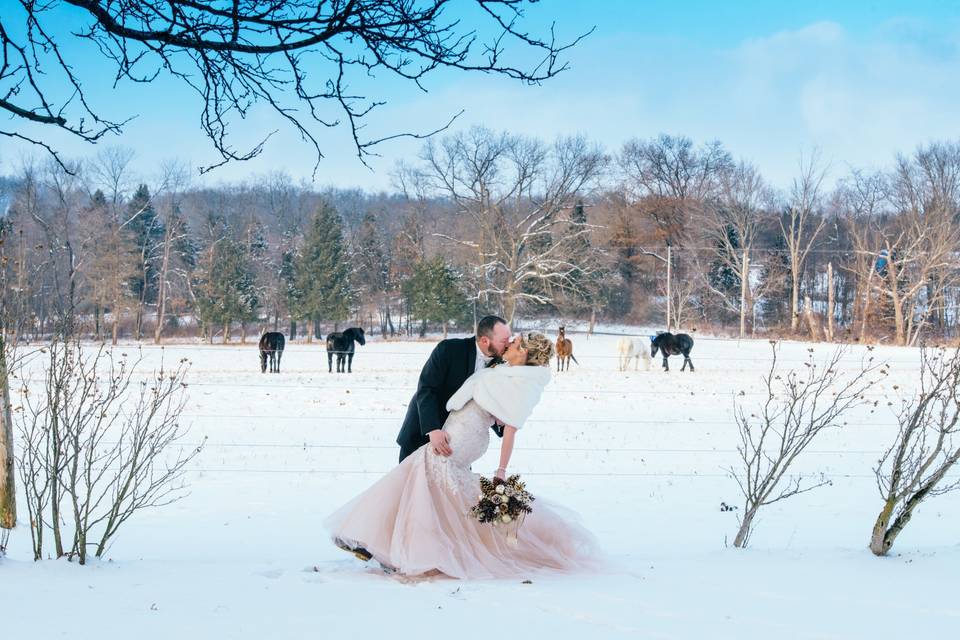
[325,399,601,579]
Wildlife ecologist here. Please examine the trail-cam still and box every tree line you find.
[1,130,959,346]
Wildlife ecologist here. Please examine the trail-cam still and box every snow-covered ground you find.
[2,333,958,639]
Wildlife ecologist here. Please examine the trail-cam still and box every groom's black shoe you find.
[334,537,373,562]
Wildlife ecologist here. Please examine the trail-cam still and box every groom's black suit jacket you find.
[396,336,499,462]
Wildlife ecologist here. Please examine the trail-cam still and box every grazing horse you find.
[555,326,579,372]
[616,337,651,372]
[259,331,285,373]
[650,332,695,372]
[327,327,366,373]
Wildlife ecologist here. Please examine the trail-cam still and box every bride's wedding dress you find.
[325,389,600,579]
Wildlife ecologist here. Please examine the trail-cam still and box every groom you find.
[396,315,512,463]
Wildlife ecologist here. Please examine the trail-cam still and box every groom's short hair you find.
[476,315,507,339]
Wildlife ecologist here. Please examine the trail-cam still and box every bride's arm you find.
[495,425,518,480]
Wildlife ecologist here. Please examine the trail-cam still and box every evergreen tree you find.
[193,236,260,342]
[170,205,198,271]
[606,210,638,317]
[708,223,741,296]
[760,230,793,326]
[559,201,608,318]
[354,210,395,334]
[293,202,353,332]
[403,257,470,336]
[354,211,390,298]
[126,184,165,338]
[127,184,165,304]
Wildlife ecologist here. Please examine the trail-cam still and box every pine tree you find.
[293,202,352,338]
[354,211,390,297]
[403,257,469,337]
[280,244,300,338]
[709,223,741,296]
[354,211,393,334]
[154,202,199,343]
[171,206,198,271]
[127,184,165,338]
[761,231,793,326]
[194,236,260,342]
[561,201,608,323]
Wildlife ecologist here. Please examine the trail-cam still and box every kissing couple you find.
[326,316,601,580]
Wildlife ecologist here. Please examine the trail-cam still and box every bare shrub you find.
[870,346,960,556]
[728,342,885,548]
[16,341,202,563]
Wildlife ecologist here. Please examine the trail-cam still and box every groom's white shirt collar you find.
[474,339,493,372]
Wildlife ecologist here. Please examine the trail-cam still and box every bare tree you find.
[3,1,590,174]
[832,169,891,342]
[781,151,828,333]
[728,342,885,548]
[695,161,772,336]
[618,135,733,328]
[16,341,201,563]
[84,148,147,344]
[880,144,960,345]
[619,134,733,246]
[154,161,192,343]
[870,346,960,556]
[8,159,88,338]
[423,128,608,322]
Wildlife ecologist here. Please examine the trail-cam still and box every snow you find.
[2,333,958,639]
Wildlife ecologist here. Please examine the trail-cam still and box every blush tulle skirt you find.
[325,446,602,580]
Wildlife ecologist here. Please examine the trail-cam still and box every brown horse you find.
[555,326,579,371]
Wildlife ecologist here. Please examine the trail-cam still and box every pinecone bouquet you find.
[471,475,534,527]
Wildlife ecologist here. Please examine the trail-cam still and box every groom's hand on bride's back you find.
[428,429,453,456]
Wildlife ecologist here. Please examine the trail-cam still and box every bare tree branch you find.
[3,1,589,175]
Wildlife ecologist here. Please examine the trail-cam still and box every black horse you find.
[327,327,366,373]
[650,332,695,372]
[259,332,285,373]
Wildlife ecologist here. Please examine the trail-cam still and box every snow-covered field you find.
[3,332,958,639]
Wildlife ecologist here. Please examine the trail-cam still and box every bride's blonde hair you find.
[523,332,553,367]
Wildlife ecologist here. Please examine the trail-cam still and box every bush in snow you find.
[870,346,960,556]
[16,341,202,564]
[727,342,885,548]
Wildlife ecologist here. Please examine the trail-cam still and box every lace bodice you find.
[424,399,493,497]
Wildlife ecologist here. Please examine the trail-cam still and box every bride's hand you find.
[428,429,453,457]
[494,467,506,481]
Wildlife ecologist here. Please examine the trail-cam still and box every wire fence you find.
[160,467,937,481]
[7,377,910,400]
[6,334,920,482]
[8,341,922,363]
[137,440,895,456]
[175,413,895,427]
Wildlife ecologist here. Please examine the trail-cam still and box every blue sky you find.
[3,0,960,192]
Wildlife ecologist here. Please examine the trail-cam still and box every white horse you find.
[616,337,651,372]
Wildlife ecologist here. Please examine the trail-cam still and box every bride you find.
[325,332,600,580]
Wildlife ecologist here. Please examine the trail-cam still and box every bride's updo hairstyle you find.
[524,332,554,367]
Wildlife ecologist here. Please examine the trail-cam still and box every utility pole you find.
[740,249,750,339]
[666,245,672,330]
